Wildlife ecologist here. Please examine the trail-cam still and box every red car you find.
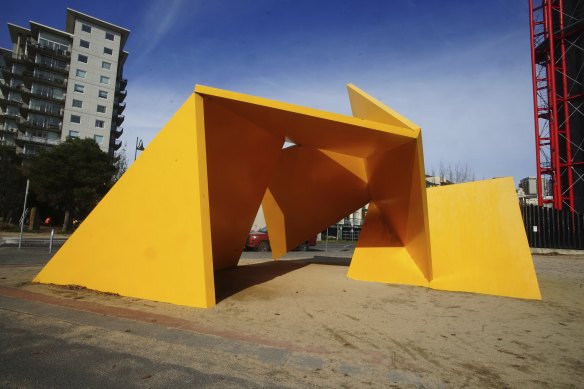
[246,227,317,252]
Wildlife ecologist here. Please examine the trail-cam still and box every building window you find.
[74,84,85,93]
[101,61,111,70]
[98,90,108,99]
[72,99,83,108]
[80,39,90,49]
[94,134,104,144]
[75,69,87,78]
[103,47,113,55]
[69,130,79,138]
[97,105,107,113]
[100,76,109,85]
[71,115,81,124]
[81,24,91,33]
[95,120,105,128]
[105,32,114,41]
[78,54,88,63]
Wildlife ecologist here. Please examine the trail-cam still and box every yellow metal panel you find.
[427,178,541,300]
[346,84,432,282]
[347,84,420,131]
[349,202,429,286]
[33,94,217,308]
[195,85,416,158]
[202,96,285,270]
[319,149,368,182]
[263,146,370,257]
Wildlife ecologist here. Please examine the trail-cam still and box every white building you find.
[0,8,129,156]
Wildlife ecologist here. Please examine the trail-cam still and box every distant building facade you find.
[0,8,129,156]
[518,176,552,206]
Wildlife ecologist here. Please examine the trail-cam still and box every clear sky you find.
[1,0,536,183]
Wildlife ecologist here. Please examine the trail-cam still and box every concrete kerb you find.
[0,232,69,248]
[0,237,67,248]
[530,247,584,256]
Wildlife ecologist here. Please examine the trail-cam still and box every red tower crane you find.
[529,0,584,214]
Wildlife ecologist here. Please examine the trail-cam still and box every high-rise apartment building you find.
[0,8,129,156]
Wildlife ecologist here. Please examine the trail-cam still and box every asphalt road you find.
[0,242,357,388]
[0,247,55,266]
[0,242,356,266]
[0,296,287,389]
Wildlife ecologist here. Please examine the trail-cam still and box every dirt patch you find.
[1,254,583,387]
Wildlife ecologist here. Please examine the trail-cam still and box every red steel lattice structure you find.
[529,0,584,213]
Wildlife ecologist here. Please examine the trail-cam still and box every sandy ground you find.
[0,252,583,387]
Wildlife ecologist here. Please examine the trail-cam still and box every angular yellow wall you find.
[427,178,541,299]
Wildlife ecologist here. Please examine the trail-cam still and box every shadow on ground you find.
[214,256,352,302]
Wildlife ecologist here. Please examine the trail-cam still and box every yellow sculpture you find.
[33,85,541,308]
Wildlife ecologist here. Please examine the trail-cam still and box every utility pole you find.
[18,179,30,249]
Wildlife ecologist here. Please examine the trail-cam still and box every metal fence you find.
[322,224,362,242]
[521,204,584,250]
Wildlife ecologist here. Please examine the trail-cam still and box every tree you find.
[27,138,117,229]
[0,146,26,223]
[429,161,476,184]
[113,143,129,183]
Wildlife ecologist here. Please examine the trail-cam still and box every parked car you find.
[246,227,317,252]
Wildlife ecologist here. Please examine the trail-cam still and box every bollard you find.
[49,229,54,253]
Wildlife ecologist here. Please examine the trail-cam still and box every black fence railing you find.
[521,204,584,250]
[322,224,362,241]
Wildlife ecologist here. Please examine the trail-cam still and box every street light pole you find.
[134,137,144,161]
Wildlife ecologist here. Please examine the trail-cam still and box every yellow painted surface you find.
[347,83,420,131]
[263,146,369,257]
[346,85,432,282]
[427,178,541,300]
[202,96,284,270]
[33,83,540,307]
[33,94,216,308]
[348,202,429,286]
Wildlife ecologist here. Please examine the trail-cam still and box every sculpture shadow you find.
[214,256,352,303]
[298,256,351,267]
[214,260,307,303]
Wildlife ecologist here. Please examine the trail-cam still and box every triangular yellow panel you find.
[33,94,216,308]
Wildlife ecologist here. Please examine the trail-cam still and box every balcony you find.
[110,138,122,151]
[22,104,64,118]
[0,111,21,120]
[20,70,67,88]
[111,126,123,139]
[115,89,127,102]
[0,67,19,83]
[2,83,31,96]
[18,119,62,133]
[115,114,125,126]
[2,53,30,67]
[27,41,71,60]
[30,57,70,75]
[116,101,126,114]
[117,77,128,90]
[16,132,61,146]
[20,89,66,104]
[0,96,21,108]
[0,125,17,134]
